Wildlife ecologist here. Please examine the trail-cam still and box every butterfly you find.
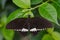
[6,15,52,36]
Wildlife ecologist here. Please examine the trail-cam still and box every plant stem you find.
[29,1,48,11]
[22,1,49,13]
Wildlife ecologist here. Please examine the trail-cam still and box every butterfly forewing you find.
[6,18,28,29]
[30,17,52,29]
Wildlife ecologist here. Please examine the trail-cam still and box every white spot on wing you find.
[22,28,28,32]
[30,28,37,32]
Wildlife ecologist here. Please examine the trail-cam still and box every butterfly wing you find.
[30,28,37,32]
[21,28,28,32]
[30,17,52,36]
[30,17,52,29]
[6,18,27,29]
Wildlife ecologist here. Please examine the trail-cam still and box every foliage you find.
[0,0,60,40]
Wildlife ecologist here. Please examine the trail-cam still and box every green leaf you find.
[42,34,54,40]
[7,9,24,23]
[1,14,14,40]
[23,11,34,18]
[1,14,7,27]
[12,0,31,8]
[53,0,60,4]
[31,0,43,5]
[51,32,60,40]
[51,0,60,19]
[38,2,59,25]
[31,31,46,40]
[47,28,54,34]
[0,32,3,40]
[2,28,14,40]
[1,0,7,9]
[0,24,2,27]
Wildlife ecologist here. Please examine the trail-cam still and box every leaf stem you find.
[30,1,48,10]
[22,1,49,13]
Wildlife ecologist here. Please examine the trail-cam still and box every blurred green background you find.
[0,0,60,40]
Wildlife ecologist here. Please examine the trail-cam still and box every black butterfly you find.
[6,15,52,36]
